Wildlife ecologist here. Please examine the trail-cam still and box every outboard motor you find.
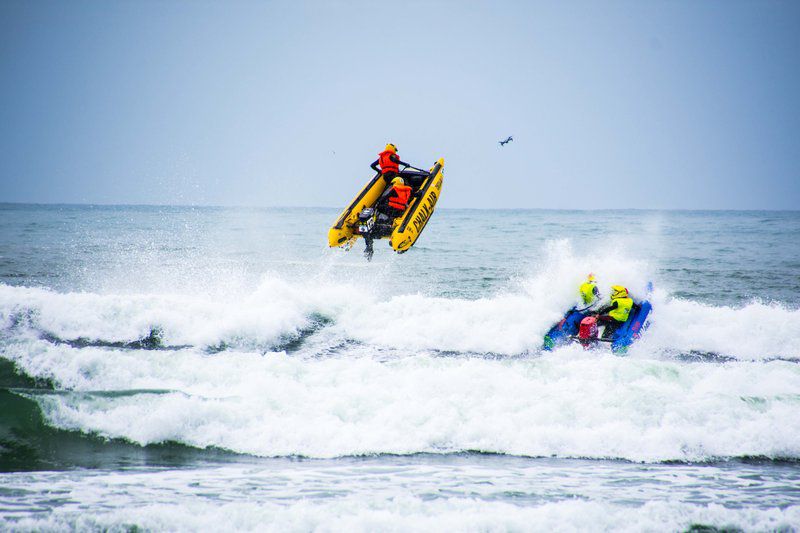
[578,316,598,348]
[357,208,375,235]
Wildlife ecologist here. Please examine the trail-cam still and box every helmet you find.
[385,143,397,153]
[611,285,628,299]
[587,273,596,283]
[391,177,405,187]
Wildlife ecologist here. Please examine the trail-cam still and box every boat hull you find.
[328,158,445,254]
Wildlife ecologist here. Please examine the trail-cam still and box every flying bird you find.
[499,136,513,146]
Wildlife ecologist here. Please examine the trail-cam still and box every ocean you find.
[1,203,799,531]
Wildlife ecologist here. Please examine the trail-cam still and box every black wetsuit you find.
[363,185,409,260]
[362,158,423,260]
[595,301,623,339]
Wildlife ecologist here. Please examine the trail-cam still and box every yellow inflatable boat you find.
[328,158,444,257]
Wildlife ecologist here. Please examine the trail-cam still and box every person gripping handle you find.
[370,143,410,183]
[594,285,634,338]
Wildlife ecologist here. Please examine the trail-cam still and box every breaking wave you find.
[2,242,799,464]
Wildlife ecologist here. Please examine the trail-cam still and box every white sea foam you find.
[0,277,352,348]
[2,251,799,359]
[6,496,800,532]
[5,343,799,461]
[2,242,800,461]
[5,456,799,531]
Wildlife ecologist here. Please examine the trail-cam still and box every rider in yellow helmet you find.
[595,285,634,338]
[579,273,600,307]
[371,143,409,183]
[376,176,413,215]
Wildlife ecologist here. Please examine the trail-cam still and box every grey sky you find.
[1,0,798,209]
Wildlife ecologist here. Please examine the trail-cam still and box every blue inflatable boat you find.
[543,300,652,355]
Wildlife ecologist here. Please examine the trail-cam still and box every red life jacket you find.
[378,150,399,174]
[388,185,412,211]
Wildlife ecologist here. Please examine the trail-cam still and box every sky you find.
[0,0,798,209]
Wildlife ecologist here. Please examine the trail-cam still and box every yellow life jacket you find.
[609,296,633,322]
[579,281,597,305]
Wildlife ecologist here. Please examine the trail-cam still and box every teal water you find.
[1,204,799,531]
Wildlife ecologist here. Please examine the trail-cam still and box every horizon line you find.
[0,201,797,213]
